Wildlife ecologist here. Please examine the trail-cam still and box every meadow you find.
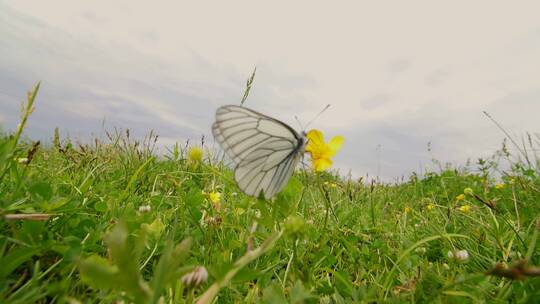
[1,83,539,303]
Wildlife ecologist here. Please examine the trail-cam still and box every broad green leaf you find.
[142,218,165,239]
[290,280,316,304]
[149,238,192,302]
[47,197,70,211]
[262,283,287,304]
[111,223,151,301]
[29,181,53,201]
[79,255,120,290]
[94,200,108,212]
[0,247,40,279]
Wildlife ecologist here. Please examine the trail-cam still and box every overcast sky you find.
[1,1,539,180]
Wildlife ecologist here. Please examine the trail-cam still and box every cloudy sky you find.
[1,1,539,180]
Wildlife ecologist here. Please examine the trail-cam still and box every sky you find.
[1,1,540,180]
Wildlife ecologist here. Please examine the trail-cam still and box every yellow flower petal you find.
[306,129,324,145]
[458,205,471,213]
[305,129,324,155]
[314,158,332,172]
[328,136,344,156]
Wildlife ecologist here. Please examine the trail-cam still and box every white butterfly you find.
[212,105,307,199]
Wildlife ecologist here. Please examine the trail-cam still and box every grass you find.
[1,82,540,303]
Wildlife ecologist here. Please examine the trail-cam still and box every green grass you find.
[1,83,540,303]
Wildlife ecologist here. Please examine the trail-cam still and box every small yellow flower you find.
[188,147,203,162]
[494,183,505,190]
[455,194,465,201]
[209,191,221,204]
[323,181,338,188]
[458,205,471,213]
[464,188,473,196]
[305,129,344,172]
[404,207,412,213]
[426,203,435,211]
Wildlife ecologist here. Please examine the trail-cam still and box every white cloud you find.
[2,1,540,178]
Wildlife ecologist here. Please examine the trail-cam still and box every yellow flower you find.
[323,181,338,188]
[404,207,412,213]
[494,183,505,190]
[305,129,344,172]
[458,205,471,213]
[188,147,203,162]
[463,188,473,196]
[455,194,465,201]
[209,191,221,204]
[426,203,435,211]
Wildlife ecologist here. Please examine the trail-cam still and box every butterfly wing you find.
[212,105,305,199]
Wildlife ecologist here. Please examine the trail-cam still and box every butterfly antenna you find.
[304,104,331,130]
[294,115,304,131]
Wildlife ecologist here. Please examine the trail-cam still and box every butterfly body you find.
[212,105,305,199]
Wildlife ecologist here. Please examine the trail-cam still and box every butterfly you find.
[212,105,307,199]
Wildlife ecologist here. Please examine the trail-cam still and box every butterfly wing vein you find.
[212,105,304,199]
